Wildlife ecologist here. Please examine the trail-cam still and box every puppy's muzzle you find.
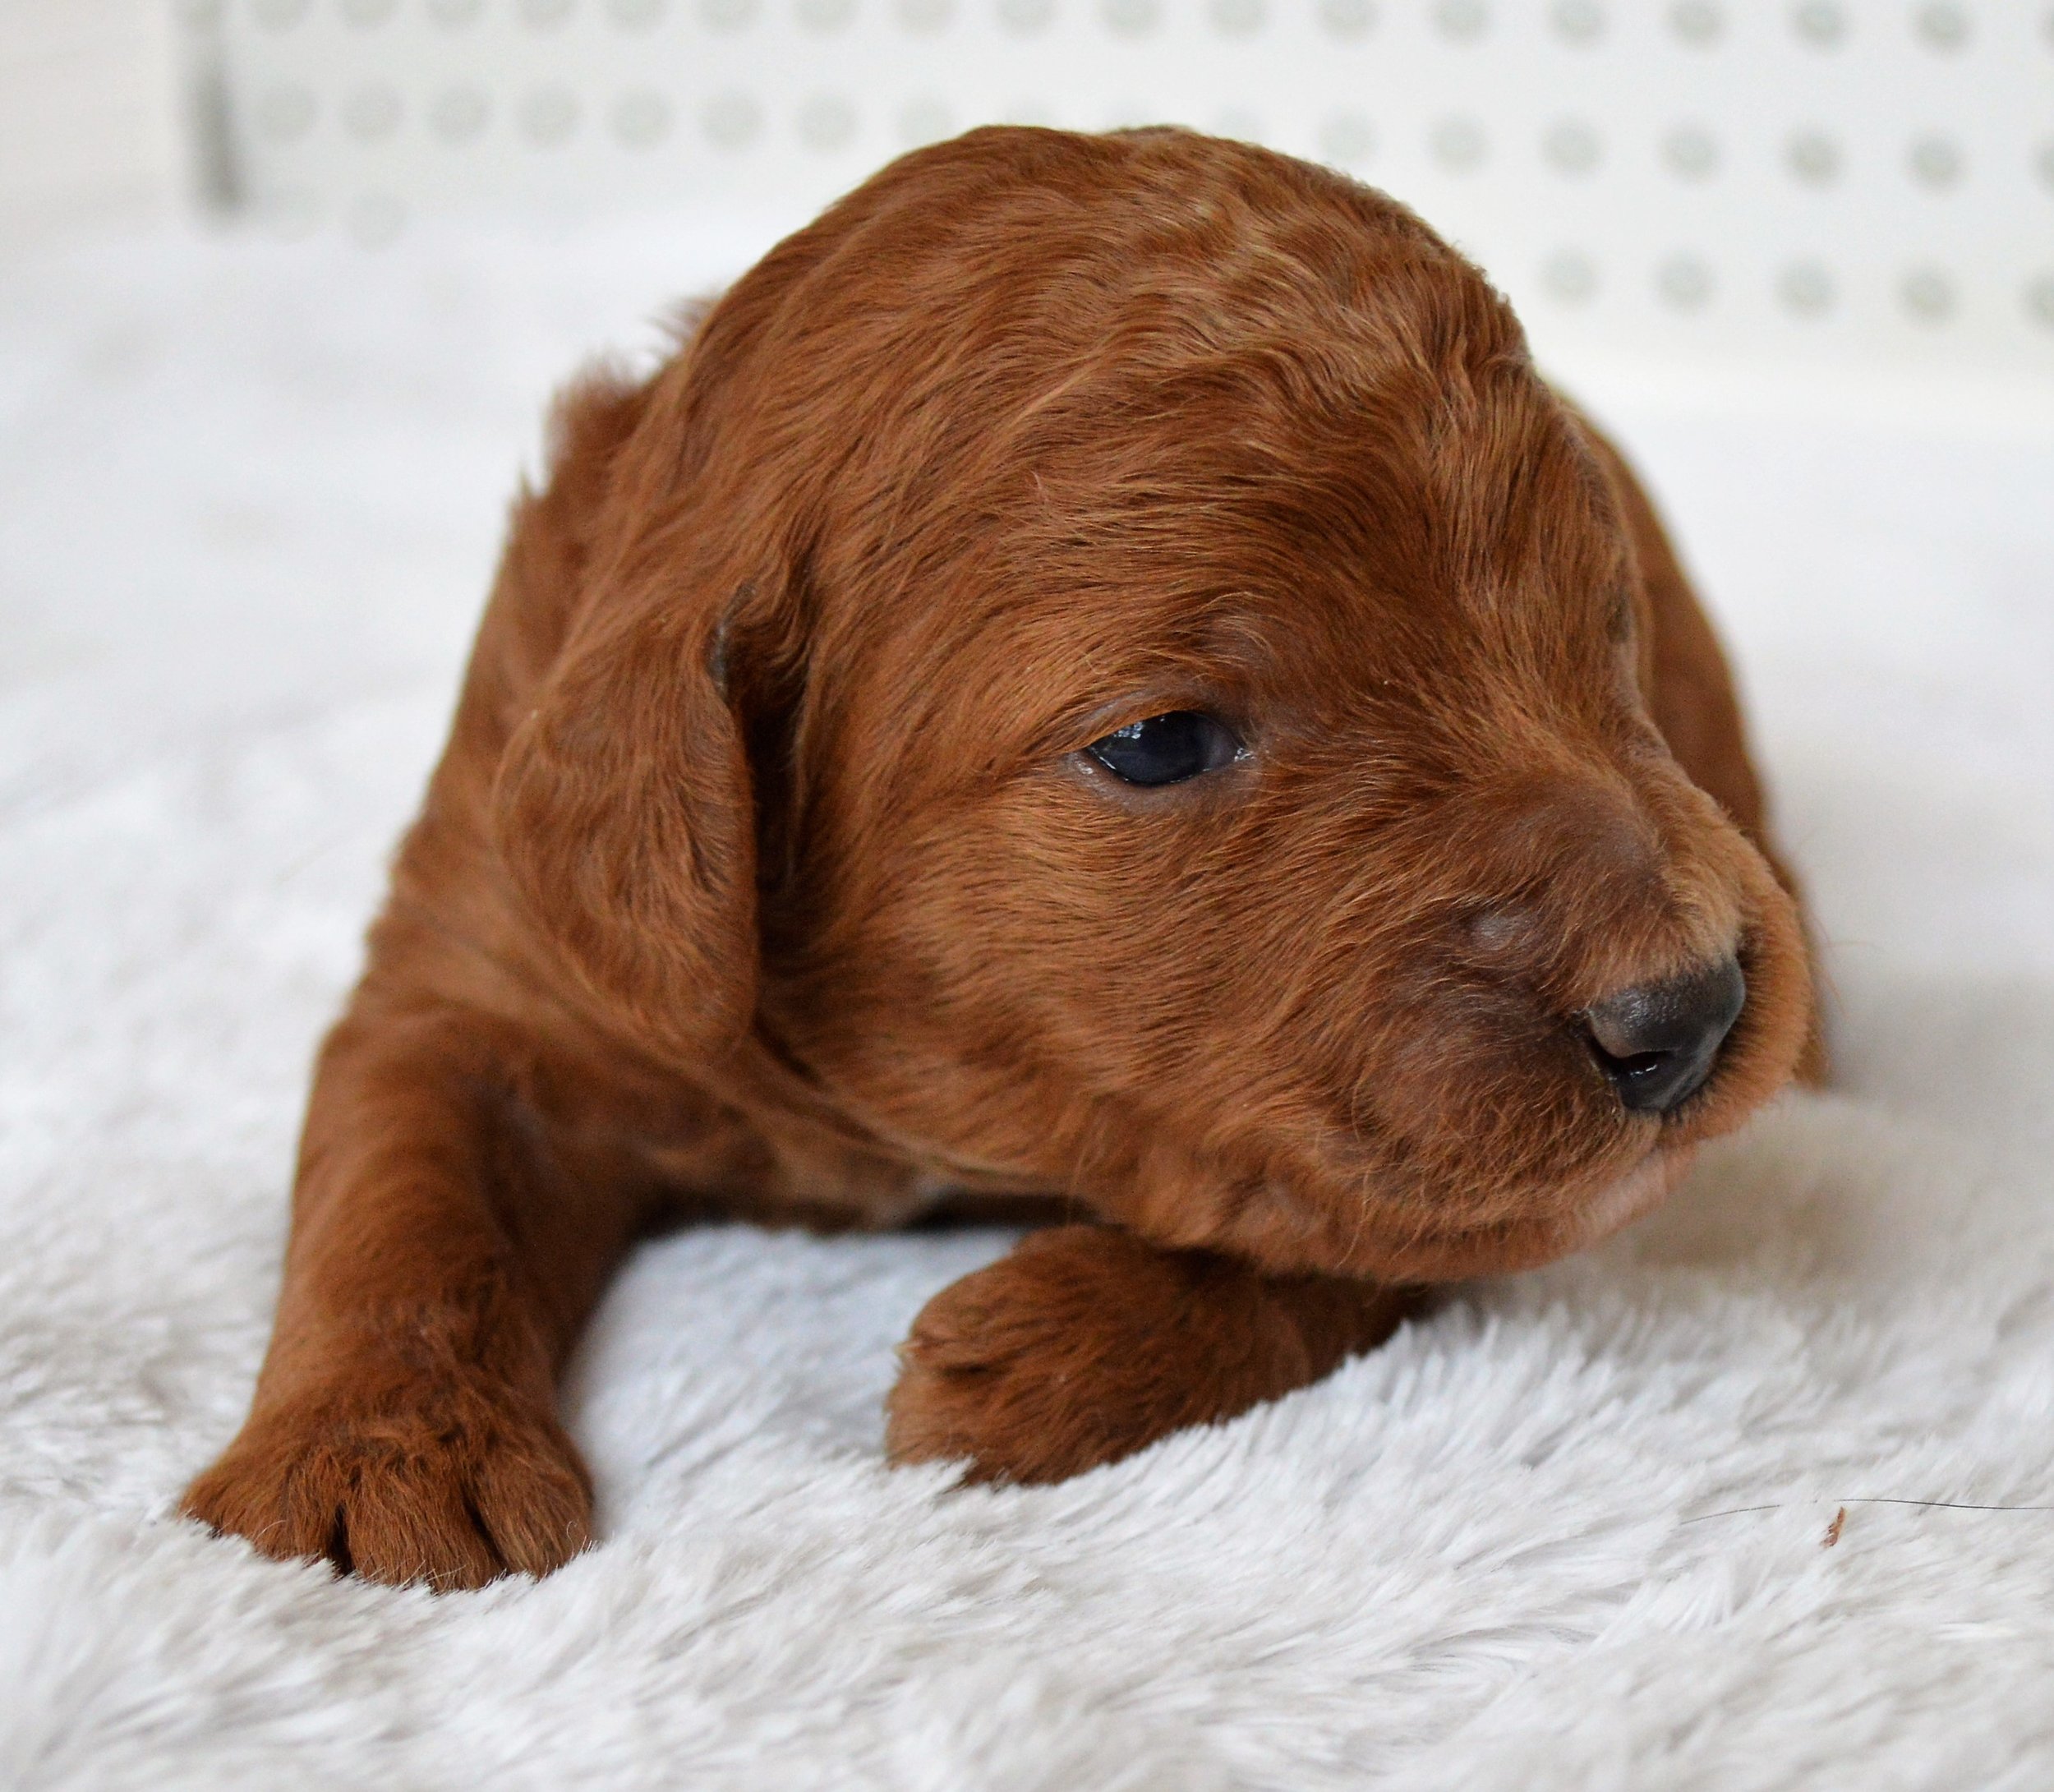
[1584,954,1747,1115]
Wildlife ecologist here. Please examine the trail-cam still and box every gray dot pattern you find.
[517,85,578,146]
[1428,117,1486,173]
[1785,130,1840,187]
[612,88,671,145]
[1541,248,1597,302]
[202,0,2053,368]
[1657,254,1714,309]
[997,0,1054,31]
[1551,2,1604,47]
[1662,125,1718,182]
[1317,111,1375,168]
[1543,120,1601,177]
[702,89,761,148]
[1901,266,1955,322]
[1668,1,1721,48]
[1777,260,1833,316]
[896,95,953,145]
[1909,136,1962,190]
[797,91,857,150]
[1433,0,1488,42]
[1790,2,1843,48]
[1210,0,1267,35]
[1913,1,1968,51]
[428,85,489,141]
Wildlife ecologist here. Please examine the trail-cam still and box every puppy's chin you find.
[1330,1143,1696,1284]
[1568,1143,1696,1251]
[1467,1142,1695,1274]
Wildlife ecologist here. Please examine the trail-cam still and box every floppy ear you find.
[490,390,760,1069]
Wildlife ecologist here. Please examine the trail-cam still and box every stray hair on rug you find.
[1685,1496,2054,1527]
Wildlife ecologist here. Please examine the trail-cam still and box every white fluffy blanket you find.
[3,220,2052,1792]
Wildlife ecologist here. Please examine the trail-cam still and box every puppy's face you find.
[511,129,1812,1279]
[763,366,1807,1279]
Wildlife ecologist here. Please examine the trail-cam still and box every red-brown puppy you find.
[184,127,1821,1589]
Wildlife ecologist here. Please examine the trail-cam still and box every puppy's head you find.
[499,127,1812,1279]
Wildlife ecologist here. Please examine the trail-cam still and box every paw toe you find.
[182,1392,594,1589]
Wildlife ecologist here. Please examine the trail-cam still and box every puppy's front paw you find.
[885,1225,1406,1486]
[182,1369,592,1590]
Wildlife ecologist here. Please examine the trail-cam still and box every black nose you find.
[1585,955,1746,1115]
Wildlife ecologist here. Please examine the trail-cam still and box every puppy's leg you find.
[886,1226,1413,1485]
[182,1005,643,1588]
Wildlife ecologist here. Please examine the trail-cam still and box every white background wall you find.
[5,1,2053,397]
[0,0,186,242]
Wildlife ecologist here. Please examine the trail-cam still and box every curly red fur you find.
[183,127,1819,1586]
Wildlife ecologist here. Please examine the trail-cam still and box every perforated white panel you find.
[183,0,2054,379]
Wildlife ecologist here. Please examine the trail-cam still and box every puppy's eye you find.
[1085,712,1243,786]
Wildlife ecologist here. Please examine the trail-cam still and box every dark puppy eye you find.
[1085,712,1243,786]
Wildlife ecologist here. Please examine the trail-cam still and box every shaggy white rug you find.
[2,218,2052,1792]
